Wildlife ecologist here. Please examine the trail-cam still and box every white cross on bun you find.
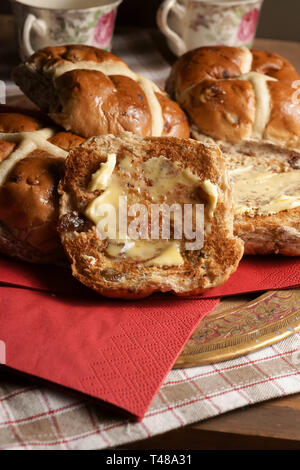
[14,45,190,140]
[167,46,300,149]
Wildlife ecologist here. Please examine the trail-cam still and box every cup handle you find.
[157,0,187,56]
[23,13,47,57]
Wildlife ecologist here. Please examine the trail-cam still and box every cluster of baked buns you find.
[0,44,299,298]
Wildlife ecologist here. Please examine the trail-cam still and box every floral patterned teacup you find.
[157,0,264,57]
[10,0,122,60]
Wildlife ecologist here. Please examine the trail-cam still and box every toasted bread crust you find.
[234,208,300,256]
[58,133,243,298]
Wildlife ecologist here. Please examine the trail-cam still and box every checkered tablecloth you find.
[1,25,300,450]
[1,332,300,450]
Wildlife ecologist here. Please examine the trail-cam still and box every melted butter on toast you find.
[85,153,218,265]
[231,165,300,216]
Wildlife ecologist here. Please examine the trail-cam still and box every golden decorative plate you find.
[175,289,300,368]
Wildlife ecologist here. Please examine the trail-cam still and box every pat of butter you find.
[106,240,136,258]
[184,168,201,184]
[259,195,300,215]
[201,180,218,219]
[145,242,183,267]
[106,240,184,267]
[106,243,124,258]
[89,153,116,191]
[85,178,123,226]
[143,157,199,199]
[107,240,160,261]
[126,240,160,260]
[232,167,300,216]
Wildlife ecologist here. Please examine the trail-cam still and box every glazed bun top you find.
[14,45,190,140]
[166,46,300,149]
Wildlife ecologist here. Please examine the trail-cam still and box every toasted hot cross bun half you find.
[58,132,243,299]
[0,110,85,264]
[226,140,300,256]
[14,45,190,139]
[167,46,300,149]
[192,128,300,256]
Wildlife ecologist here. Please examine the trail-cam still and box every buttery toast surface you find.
[192,128,300,256]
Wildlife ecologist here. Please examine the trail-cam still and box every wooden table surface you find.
[118,394,300,450]
[117,36,300,451]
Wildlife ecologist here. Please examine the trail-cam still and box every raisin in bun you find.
[58,132,243,299]
[14,45,190,139]
[0,111,85,264]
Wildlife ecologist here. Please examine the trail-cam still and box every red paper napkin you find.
[0,254,299,418]
[0,255,299,298]
[205,255,300,297]
[0,285,218,418]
